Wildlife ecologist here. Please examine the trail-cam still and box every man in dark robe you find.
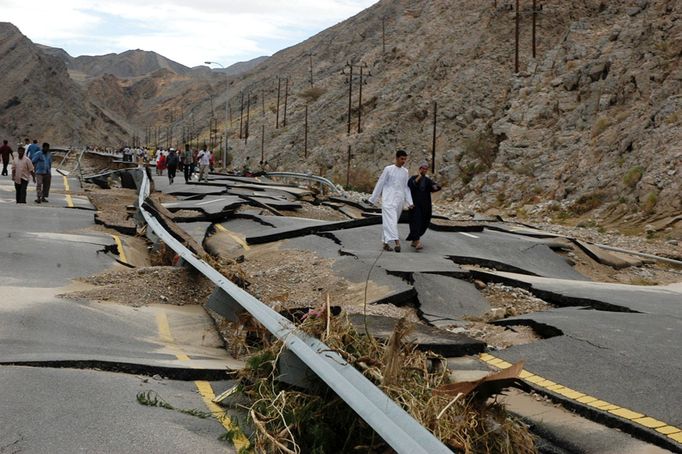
[406,161,441,250]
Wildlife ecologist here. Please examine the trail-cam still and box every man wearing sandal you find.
[368,149,413,252]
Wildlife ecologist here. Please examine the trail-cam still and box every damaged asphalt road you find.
[152,173,682,451]
[0,197,237,453]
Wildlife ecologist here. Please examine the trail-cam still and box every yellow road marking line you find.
[479,353,682,443]
[111,234,128,264]
[656,426,681,435]
[155,311,190,361]
[62,175,74,208]
[195,381,250,451]
[155,311,249,450]
[215,224,250,250]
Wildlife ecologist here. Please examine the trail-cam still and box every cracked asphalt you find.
[0,174,236,453]
[152,172,682,451]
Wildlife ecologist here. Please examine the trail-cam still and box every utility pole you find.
[204,61,229,170]
[275,77,281,129]
[304,104,308,158]
[261,89,265,166]
[532,0,537,59]
[515,0,520,73]
[308,53,314,87]
[282,77,289,128]
[346,144,352,188]
[245,91,251,144]
[239,92,244,139]
[342,62,370,135]
[346,64,353,134]
[358,66,365,134]
[431,101,437,174]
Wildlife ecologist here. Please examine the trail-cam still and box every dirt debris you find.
[89,187,138,229]
[221,245,418,321]
[60,266,214,307]
[279,201,349,221]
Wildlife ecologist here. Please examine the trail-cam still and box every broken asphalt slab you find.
[474,270,682,316]
[162,195,245,215]
[492,307,682,445]
[0,292,242,376]
[339,249,468,276]
[323,225,587,280]
[412,274,489,326]
[347,314,485,357]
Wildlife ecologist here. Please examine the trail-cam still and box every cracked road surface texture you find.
[0,195,236,452]
[152,173,682,451]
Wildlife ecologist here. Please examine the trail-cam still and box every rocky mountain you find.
[209,56,270,77]
[0,0,680,226]
[0,22,129,146]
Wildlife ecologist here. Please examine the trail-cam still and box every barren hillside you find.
[0,0,680,226]
[0,23,129,145]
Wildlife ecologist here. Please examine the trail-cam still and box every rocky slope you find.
[0,1,679,228]
[0,23,129,145]
[217,0,680,228]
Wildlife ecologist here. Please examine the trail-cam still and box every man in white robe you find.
[369,149,413,252]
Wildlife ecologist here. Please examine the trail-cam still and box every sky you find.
[2,0,378,68]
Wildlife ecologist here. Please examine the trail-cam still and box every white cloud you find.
[1,0,378,66]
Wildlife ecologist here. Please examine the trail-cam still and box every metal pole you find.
[309,53,314,87]
[276,77,281,129]
[304,104,308,158]
[283,78,289,128]
[347,64,353,135]
[533,0,537,58]
[515,0,520,73]
[431,101,437,174]
[261,124,265,165]
[245,92,250,144]
[346,144,351,188]
[239,92,244,139]
[357,66,364,134]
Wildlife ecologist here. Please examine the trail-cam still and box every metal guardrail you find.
[265,171,345,195]
[136,169,450,453]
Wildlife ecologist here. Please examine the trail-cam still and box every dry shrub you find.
[149,242,177,266]
[298,86,327,103]
[228,312,536,453]
[591,116,611,138]
[623,166,643,188]
[641,191,658,214]
[571,190,609,215]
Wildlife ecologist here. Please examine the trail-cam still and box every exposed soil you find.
[59,266,214,307]
[221,244,418,321]
[279,201,349,221]
[88,187,138,228]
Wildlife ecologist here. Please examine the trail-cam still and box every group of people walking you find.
[152,144,214,184]
[0,138,52,204]
[369,149,440,252]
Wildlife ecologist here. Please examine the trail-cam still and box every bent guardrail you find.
[265,171,344,195]
[136,168,450,454]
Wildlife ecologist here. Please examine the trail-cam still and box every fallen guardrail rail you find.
[137,169,450,453]
[265,171,344,195]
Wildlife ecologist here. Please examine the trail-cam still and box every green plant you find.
[623,166,643,188]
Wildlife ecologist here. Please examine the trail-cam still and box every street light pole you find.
[205,61,229,171]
